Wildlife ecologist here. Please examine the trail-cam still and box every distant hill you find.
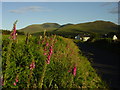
[19,23,60,34]
[59,23,74,28]
[54,20,118,34]
[19,20,118,36]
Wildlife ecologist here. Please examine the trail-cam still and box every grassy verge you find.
[2,35,107,88]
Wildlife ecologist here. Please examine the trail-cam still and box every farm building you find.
[113,35,118,41]
[75,34,90,42]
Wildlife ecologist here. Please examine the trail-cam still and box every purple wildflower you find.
[15,79,18,83]
[13,82,16,86]
[46,45,53,64]
[10,21,18,40]
[72,66,77,76]
[46,43,49,47]
[44,53,47,55]
[30,61,35,70]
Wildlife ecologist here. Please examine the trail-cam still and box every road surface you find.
[77,42,120,89]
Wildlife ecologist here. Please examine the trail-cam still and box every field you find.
[1,34,107,88]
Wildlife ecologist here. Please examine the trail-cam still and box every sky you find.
[1,0,119,2]
[2,2,119,30]
[0,2,2,29]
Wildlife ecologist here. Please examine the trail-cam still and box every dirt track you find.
[77,42,120,89]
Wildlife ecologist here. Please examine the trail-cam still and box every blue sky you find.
[1,0,119,2]
[0,2,2,29]
[2,2,118,30]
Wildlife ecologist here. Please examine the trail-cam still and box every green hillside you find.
[54,20,118,34]
[19,23,60,34]
[19,20,118,37]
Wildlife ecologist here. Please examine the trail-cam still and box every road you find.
[77,42,120,89]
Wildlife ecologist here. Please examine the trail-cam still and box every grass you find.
[2,34,107,88]
[19,23,60,34]
[18,20,118,38]
[55,20,118,34]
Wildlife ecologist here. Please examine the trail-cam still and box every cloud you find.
[9,6,50,13]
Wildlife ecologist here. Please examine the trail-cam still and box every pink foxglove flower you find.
[10,20,18,40]
[44,49,47,51]
[72,66,77,76]
[46,45,53,64]
[46,59,50,64]
[47,55,51,60]
[68,70,71,72]
[49,46,53,54]
[44,53,47,55]
[50,48,53,52]
[46,43,49,47]
[30,61,35,70]
[15,79,18,83]
[13,82,16,86]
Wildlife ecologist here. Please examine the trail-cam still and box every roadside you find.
[77,42,120,89]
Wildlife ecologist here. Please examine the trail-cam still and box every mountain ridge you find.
[19,20,118,34]
[19,23,61,33]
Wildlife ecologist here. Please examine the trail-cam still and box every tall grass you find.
[2,33,107,88]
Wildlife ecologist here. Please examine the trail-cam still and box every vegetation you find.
[2,20,119,89]
[19,20,118,38]
[2,30,24,35]
[55,20,118,34]
[2,20,118,39]
[19,23,60,34]
[2,33,107,88]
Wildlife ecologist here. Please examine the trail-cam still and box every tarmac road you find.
[77,42,120,89]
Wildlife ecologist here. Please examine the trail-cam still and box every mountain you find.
[19,23,60,33]
[19,20,118,35]
[54,20,118,34]
[59,23,74,28]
